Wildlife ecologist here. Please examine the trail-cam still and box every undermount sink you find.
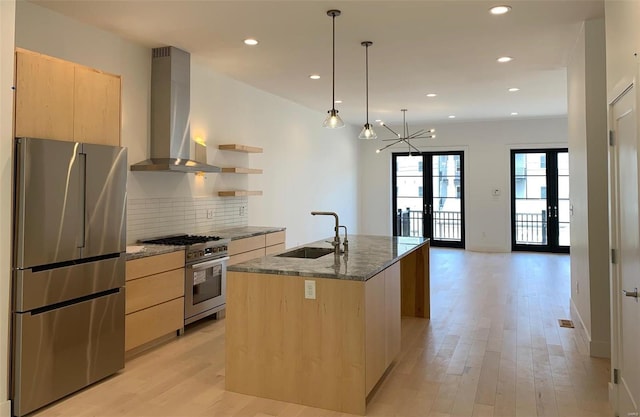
[276,247,334,259]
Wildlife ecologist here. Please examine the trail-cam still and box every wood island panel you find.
[365,271,385,394]
[400,241,430,318]
[226,272,366,415]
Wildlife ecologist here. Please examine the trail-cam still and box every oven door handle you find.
[190,256,230,270]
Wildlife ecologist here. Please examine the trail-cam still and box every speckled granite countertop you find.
[209,226,286,240]
[227,235,429,281]
[125,226,286,261]
[125,244,184,261]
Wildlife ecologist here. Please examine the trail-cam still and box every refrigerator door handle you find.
[78,152,86,249]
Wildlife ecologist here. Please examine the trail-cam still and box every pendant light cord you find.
[365,44,369,125]
[332,13,336,111]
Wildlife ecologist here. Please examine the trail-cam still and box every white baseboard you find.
[590,339,611,359]
[570,297,591,342]
[569,297,611,358]
[0,399,11,417]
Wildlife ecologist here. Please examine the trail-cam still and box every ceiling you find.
[29,0,604,127]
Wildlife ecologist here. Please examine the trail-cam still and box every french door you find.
[510,149,569,253]
[392,151,465,248]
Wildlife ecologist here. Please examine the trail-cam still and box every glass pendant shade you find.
[358,123,377,139]
[323,109,345,128]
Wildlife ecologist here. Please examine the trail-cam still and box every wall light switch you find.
[304,280,316,299]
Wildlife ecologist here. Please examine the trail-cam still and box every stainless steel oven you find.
[140,234,230,325]
[185,255,228,324]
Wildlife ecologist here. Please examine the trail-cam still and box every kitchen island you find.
[225,235,429,415]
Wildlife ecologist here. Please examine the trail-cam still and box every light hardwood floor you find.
[32,248,612,417]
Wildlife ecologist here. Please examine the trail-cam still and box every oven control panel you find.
[186,245,228,262]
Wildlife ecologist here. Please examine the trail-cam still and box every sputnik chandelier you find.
[375,109,436,154]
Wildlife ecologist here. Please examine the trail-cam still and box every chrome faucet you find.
[311,211,340,254]
[339,225,349,253]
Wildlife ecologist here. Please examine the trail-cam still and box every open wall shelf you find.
[218,144,263,153]
[221,167,263,174]
[218,190,263,197]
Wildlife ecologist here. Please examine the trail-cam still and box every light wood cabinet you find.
[364,261,401,394]
[228,230,286,266]
[73,66,121,145]
[125,251,185,353]
[14,48,121,146]
[226,259,401,415]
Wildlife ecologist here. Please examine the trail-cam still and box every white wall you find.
[358,117,568,252]
[15,0,360,249]
[567,18,610,359]
[0,1,15,415]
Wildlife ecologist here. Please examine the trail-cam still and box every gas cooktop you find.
[140,234,223,246]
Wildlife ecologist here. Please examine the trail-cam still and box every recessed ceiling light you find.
[309,74,321,80]
[448,115,456,119]
[375,119,382,122]
[334,100,342,104]
[490,5,512,15]
[511,112,519,116]
[243,38,259,46]
[426,93,437,97]
[497,56,513,63]
[508,87,520,92]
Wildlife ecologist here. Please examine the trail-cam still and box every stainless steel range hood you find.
[131,46,220,173]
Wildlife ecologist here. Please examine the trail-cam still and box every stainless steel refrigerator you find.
[12,137,127,417]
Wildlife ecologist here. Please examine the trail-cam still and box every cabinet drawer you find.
[265,231,286,247]
[125,297,183,351]
[265,243,285,256]
[126,251,184,281]
[228,235,265,256]
[228,248,265,266]
[126,268,184,314]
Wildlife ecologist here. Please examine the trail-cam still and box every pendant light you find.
[323,9,344,128]
[358,41,377,139]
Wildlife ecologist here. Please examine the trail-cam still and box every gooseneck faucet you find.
[311,211,340,253]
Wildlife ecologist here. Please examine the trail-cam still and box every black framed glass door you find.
[392,151,465,248]
[511,149,569,253]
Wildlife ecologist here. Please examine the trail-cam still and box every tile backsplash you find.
[127,196,249,243]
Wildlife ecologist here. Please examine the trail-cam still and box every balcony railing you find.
[396,209,462,241]
[515,211,547,244]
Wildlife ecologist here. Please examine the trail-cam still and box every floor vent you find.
[558,319,575,328]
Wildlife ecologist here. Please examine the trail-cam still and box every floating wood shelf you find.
[221,167,263,174]
[218,190,263,197]
[218,144,263,153]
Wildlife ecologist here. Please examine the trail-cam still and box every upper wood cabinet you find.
[14,48,121,146]
[73,66,121,145]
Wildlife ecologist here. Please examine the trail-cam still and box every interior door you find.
[392,152,464,248]
[511,149,569,253]
[611,84,640,417]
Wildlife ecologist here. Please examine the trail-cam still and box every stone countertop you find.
[209,226,286,240]
[227,235,429,281]
[125,226,285,261]
[125,244,184,261]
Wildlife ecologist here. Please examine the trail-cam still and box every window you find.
[540,186,547,198]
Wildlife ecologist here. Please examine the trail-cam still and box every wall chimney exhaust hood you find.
[131,46,220,173]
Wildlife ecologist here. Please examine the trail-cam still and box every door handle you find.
[623,288,638,298]
[554,206,558,218]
